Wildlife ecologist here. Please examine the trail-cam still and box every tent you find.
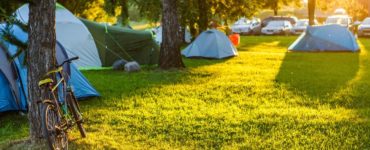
[153,26,192,44]
[0,24,100,112]
[182,29,238,59]
[288,25,359,52]
[0,44,27,112]
[80,18,159,66]
[15,4,102,68]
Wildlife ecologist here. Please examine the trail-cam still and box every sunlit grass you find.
[1,36,370,149]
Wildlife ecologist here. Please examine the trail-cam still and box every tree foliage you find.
[317,0,369,20]
[58,0,118,23]
[262,0,301,15]
[0,0,26,21]
[104,0,130,26]
[132,0,264,36]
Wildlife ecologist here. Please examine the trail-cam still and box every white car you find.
[261,20,293,35]
[153,26,192,44]
[325,15,353,31]
[291,19,318,35]
[358,17,370,37]
[231,18,250,34]
[231,18,261,35]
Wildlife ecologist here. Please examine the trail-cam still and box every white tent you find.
[15,4,102,68]
[182,29,238,59]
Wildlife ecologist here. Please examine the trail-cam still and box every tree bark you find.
[28,0,56,144]
[197,0,208,32]
[368,0,370,17]
[273,8,278,16]
[189,19,197,37]
[120,0,129,26]
[308,0,316,26]
[159,0,185,69]
[273,0,278,16]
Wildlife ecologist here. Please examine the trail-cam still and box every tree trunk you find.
[189,19,197,38]
[159,0,185,69]
[197,0,208,32]
[308,0,316,26]
[28,0,56,144]
[368,0,370,17]
[120,0,129,26]
[273,1,279,16]
[273,8,278,16]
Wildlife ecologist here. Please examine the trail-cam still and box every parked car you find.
[231,17,261,35]
[291,19,318,35]
[261,16,298,27]
[152,26,192,44]
[358,17,370,37]
[325,15,353,31]
[261,20,293,35]
[334,8,347,15]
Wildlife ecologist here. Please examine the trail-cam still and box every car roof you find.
[327,15,351,19]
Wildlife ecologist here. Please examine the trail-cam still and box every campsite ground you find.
[1,36,370,149]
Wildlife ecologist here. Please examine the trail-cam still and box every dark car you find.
[261,16,298,27]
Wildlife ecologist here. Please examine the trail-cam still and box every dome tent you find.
[288,25,359,52]
[0,24,100,112]
[0,44,26,112]
[182,29,238,59]
[15,3,102,68]
[80,18,159,67]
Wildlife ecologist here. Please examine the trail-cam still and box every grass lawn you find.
[1,36,370,149]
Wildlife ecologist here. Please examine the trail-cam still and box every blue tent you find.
[0,44,27,112]
[182,29,238,59]
[288,24,359,52]
[0,24,100,112]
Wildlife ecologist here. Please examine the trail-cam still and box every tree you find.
[317,0,369,21]
[104,0,130,26]
[0,1,25,21]
[28,0,56,144]
[308,0,315,26]
[263,0,301,16]
[197,0,209,32]
[131,0,162,23]
[58,0,118,23]
[159,0,185,69]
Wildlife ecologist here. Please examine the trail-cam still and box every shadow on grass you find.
[79,67,215,108]
[275,51,360,106]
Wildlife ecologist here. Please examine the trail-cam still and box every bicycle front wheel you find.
[67,92,87,138]
[42,103,68,150]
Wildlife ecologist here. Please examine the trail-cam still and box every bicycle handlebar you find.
[57,57,79,68]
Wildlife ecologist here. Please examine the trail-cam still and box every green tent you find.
[80,18,159,66]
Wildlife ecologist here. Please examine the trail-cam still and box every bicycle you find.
[38,57,86,150]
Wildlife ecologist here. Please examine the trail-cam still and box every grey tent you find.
[182,29,238,59]
[288,24,359,52]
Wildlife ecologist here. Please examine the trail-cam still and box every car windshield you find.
[267,21,285,27]
[296,21,308,26]
[362,18,370,25]
[326,17,349,25]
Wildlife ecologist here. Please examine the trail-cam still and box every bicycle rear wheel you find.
[42,103,68,150]
[67,92,87,138]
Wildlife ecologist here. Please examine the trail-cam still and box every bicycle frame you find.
[41,66,75,131]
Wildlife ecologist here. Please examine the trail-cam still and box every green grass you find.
[2,36,370,149]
